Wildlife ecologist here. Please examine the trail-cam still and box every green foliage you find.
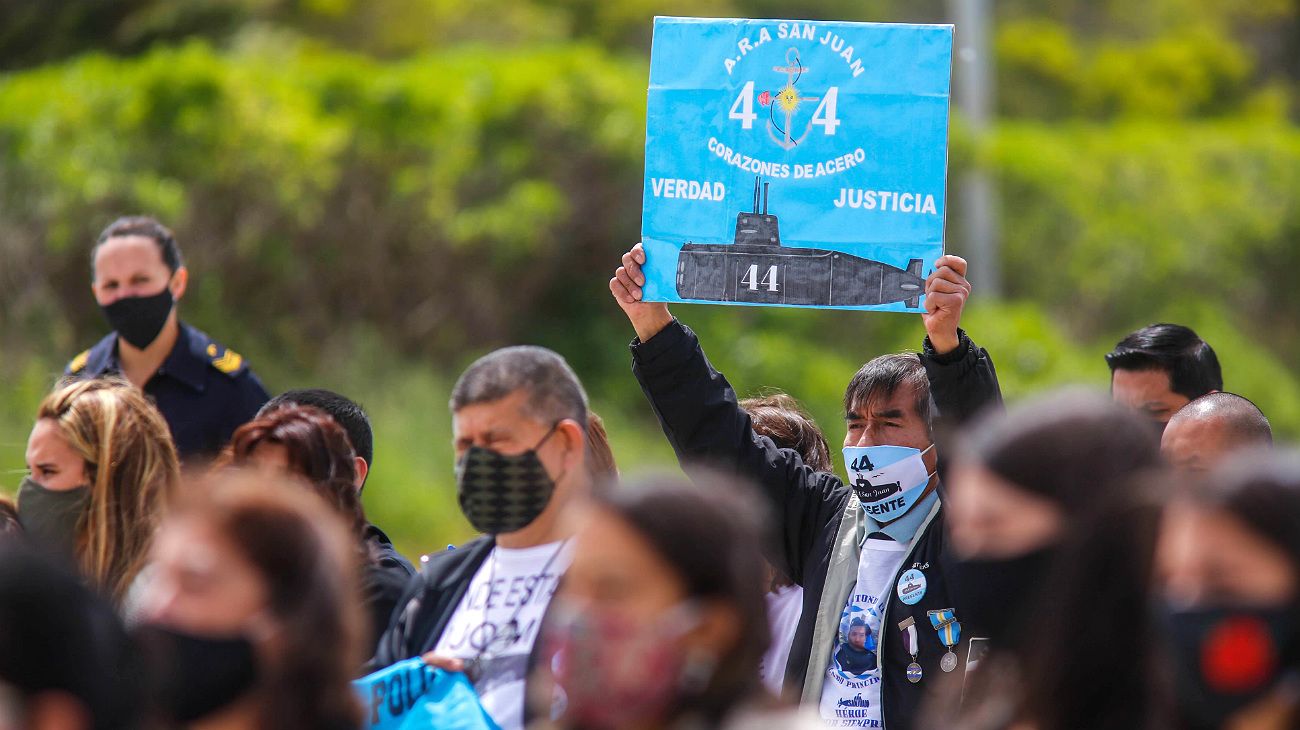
[987,117,1300,350]
[2,2,1300,556]
[995,20,1082,120]
[0,39,647,366]
[998,21,1265,118]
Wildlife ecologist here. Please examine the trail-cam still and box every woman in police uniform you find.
[66,216,269,459]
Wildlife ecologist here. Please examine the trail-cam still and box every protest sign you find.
[354,658,501,730]
[640,17,953,312]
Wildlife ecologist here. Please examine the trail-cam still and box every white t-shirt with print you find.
[759,584,804,694]
[819,537,910,728]
[433,541,572,730]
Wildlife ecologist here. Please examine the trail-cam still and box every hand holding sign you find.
[610,242,673,342]
[922,255,972,355]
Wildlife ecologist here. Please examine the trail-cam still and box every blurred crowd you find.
[1,217,1297,730]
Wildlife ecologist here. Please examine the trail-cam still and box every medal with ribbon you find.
[897,617,922,683]
[927,608,961,673]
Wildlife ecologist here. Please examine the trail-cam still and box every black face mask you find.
[133,624,259,724]
[950,546,1058,650]
[1162,604,1297,730]
[101,288,174,349]
[455,425,559,535]
[16,476,89,560]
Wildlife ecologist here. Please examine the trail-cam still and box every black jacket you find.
[373,537,495,668]
[362,524,417,650]
[66,322,270,458]
[372,536,555,726]
[630,319,1002,729]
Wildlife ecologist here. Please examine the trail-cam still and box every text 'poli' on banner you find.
[639,17,953,312]
[354,658,501,730]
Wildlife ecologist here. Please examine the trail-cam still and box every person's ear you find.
[170,266,188,301]
[556,419,587,473]
[353,456,369,492]
[684,599,742,662]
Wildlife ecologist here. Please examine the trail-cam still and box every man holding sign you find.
[613,245,996,728]
[612,17,1002,729]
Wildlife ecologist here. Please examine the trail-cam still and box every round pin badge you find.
[896,568,927,606]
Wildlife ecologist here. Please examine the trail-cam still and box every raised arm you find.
[610,244,845,583]
[919,254,1003,426]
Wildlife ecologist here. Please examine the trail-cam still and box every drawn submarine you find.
[675,178,926,308]
[852,477,903,504]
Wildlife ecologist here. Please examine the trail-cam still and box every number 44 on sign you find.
[740,263,780,292]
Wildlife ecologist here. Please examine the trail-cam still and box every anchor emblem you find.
[759,48,822,150]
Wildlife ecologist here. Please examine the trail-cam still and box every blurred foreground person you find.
[223,403,410,646]
[133,470,364,730]
[1161,392,1272,473]
[739,392,831,697]
[67,216,269,458]
[1158,451,1300,730]
[531,475,823,730]
[21,377,178,607]
[612,243,1001,728]
[1106,324,1222,432]
[938,390,1167,730]
[0,543,138,730]
[376,346,593,730]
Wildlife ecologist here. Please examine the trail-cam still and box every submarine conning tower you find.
[734,177,782,247]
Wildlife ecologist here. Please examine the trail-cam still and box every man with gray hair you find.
[374,345,591,730]
[610,243,1001,729]
[1162,392,1272,473]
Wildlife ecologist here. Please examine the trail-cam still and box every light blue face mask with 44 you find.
[842,444,935,521]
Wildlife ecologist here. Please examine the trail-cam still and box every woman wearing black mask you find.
[930,390,1168,730]
[20,377,179,608]
[65,216,269,458]
[1158,451,1300,730]
[133,469,364,730]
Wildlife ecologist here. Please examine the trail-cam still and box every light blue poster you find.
[354,658,501,730]
[641,17,953,312]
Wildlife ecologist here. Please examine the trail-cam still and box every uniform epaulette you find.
[205,342,245,376]
[67,349,91,374]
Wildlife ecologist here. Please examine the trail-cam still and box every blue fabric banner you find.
[354,658,501,730]
[640,17,953,312]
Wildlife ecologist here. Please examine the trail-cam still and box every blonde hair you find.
[37,377,179,604]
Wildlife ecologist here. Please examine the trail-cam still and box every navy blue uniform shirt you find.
[65,322,270,458]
